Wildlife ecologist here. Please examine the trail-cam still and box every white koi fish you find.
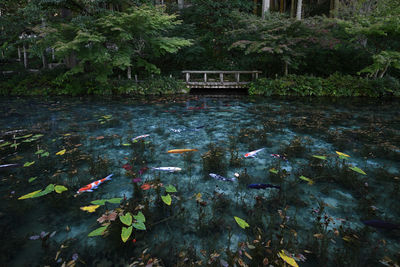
[244,148,265,158]
[132,134,150,141]
[152,167,182,172]
[209,173,236,182]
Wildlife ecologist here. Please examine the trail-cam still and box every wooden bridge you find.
[182,70,262,89]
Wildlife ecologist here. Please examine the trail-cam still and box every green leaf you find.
[54,185,68,193]
[41,152,49,157]
[0,142,11,148]
[121,226,133,242]
[119,212,133,226]
[88,226,108,237]
[269,168,278,174]
[18,190,42,200]
[165,184,177,193]
[23,161,35,167]
[234,216,249,229]
[31,184,55,198]
[106,198,123,204]
[35,149,45,154]
[10,143,19,148]
[339,155,349,160]
[349,166,367,175]
[91,199,107,205]
[133,211,145,223]
[161,194,172,205]
[122,143,131,146]
[28,177,37,183]
[312,155,327,160]
[133,221,146,230]
[32,134,44,139]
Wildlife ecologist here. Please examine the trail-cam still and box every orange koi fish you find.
[77,174,113,194]
[167,149,198,154]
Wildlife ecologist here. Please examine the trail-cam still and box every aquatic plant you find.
[201,143,227,178]
[18,184,68,199]
[234,216,249,229]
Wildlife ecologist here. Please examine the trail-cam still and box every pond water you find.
[0,96,399,266]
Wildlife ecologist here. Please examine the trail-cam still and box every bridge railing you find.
[182,70,262,85]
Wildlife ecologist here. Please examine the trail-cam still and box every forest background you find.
[0,0,399,96]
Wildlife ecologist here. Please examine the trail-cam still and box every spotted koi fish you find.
[77,174,113,194]
[244,148,265,158]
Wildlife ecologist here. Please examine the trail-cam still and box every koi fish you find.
[0,163,21,168]
[209,173,236,182]
[152,167,182,172]
[77,174,113,194]
[132,134,149,141]
[167,149,198,153]
[247,183,281,189]
[244,148,265,158]
[270,154,288,161]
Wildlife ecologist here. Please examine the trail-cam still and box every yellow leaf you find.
[196,193,202,202]
[56,149,66,155]
[63,133,71,136]
[80,205,100,213]
[18,190,42,200]
[336,151,350,157]
[278,250,299,267]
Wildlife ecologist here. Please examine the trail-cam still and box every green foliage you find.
[249,73,400,97]
[121,226,133,243]
[88,225,108,237]
[234,216,249,229]
[119,212,133,226]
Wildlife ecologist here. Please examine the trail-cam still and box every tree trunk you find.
[280,0,284,13]
[178,0,184,9]
[262,0,270,19]
[23,43,28,69]
[290,0,296,18]
[127,66,132,79]
[333,0,340,18]
[296,0,302,20]
[329,0,334,17]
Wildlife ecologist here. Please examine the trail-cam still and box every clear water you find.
[0,96,399,266]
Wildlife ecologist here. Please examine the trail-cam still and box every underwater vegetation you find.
[0,96,399,266]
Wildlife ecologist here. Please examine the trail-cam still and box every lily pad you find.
[165,184,177,193]
[121,226,133,242]
[133,221,146,230]
[234,216,249,229]
[54,185,68,193]
[88,226,108,237]
[161,194,172,205]
[349,166,367,175]
[312,155,327,160]
[133,211,145,223]
[119,213,133,226]
[23,161,35,167]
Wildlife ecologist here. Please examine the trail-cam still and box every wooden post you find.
[204,73,207,82]
[235,73,240,83]
[255,72,259,79]
[185,73,190,83]
[220,73,224,83]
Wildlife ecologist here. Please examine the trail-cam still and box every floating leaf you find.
[31,184,55,198]
[122,143,131,146]
[41,152,49,157]
[22,138,35,143]
[23,161,35,167]
[18,190,42,200]
[10,143,19,148]
[312,155,327,160]
[133,221,146,230]
[35,149,45,155]
[91,199,107,205]
[299,175,314,185]
[269,168,278,174]
[63,133,71,136]
[88,226,108,237]
[80,205,100,213]
[234,216,249,229]
[56,149,66,155]
[28,177,37,183]
[349,166,367,175]
[196,193,202,202]
[165,184,177,193]
[54,185,68,193]
[119,213,133,226]
[107,198,123,204]
[336,151,350,158]
[32,134,43,139]
[278,250,299,267]
[0,141,11,148]
[161,194,172,205]
[121,226,133,242]
[22,134,33,138]
[133,211,146,223]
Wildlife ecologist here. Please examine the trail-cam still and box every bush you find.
[248,73,400,97]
